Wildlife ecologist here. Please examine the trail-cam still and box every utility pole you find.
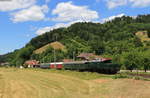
[54,49,56,62]
[73,51,75,61]
[55,34,58,41]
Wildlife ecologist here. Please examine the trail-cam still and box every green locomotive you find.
[63,60,120,74]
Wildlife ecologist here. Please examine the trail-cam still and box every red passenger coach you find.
[50,64,55,69]
[50,62,63,69]
[57,64,63,69]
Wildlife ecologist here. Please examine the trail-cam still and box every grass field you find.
[0,68,150,98]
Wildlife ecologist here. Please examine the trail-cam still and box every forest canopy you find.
[1,14,150,71]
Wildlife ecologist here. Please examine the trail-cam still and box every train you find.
[39,59,120,74]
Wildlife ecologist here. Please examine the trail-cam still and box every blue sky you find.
[0,0,150,55]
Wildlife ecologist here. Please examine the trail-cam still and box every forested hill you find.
[3,15,150,69]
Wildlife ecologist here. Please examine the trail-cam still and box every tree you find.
[123,51,141,72]
[140,51,150,72]
[147,29,150,38]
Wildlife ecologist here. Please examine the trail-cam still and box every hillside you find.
[0,55,5,63]
[3,14,150,69]
[34,41,66,54]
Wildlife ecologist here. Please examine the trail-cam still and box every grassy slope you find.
[136,31,150,42]
[0,68,150,98]
[34,41,66,54]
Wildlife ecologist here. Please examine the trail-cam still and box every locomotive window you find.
[103,60,112,63]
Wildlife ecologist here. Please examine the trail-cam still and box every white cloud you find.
[105,0,150,9]
[52,1,99,22]
[35,20,85,35]
[106,0,127,9]
[35,1,100,35]
[11,5,49,23]
[129,0,150,7]
[35,23,71,35]
[0,0,36,11]
[36,27,51,35]
[102,13,125,23]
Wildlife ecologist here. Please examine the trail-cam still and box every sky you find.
[0,0,150,55]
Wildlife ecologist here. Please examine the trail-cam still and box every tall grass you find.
[27,68,115,80]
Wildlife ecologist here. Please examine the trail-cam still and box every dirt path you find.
[0,68,150,98]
